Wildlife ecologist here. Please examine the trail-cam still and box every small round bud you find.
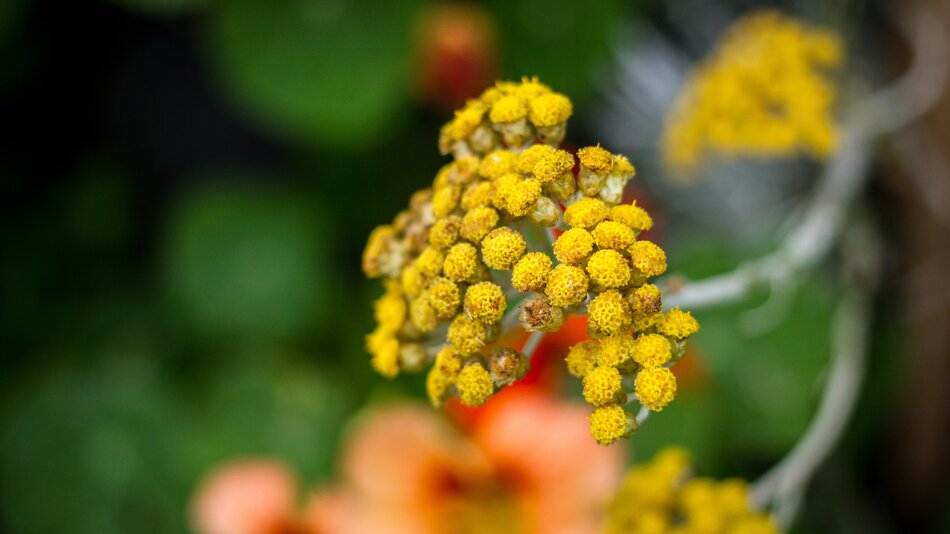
[488,346,530,387]
[547,172,577,202]
[545,264,589,307]
[592,221,636,250]
[427,277,461,318]
[598,334,634,368]
[656,307,700,340]
[464,281,507,324]
[634,367,677,411]
[429,215,462,249]
[398,343,428,372]
[564,197,609,229]
[505,178,542,217]
[587,249,632,289]
[457,363,495,407]
[577,146,615,173]
[460,206,499,243]
[587,290,632,337]
[531,147,574,184]
[565,340,599,377]
[519,294,565,332]
[409,295,439,332]
[632,333,672,368]
[443,242,481,283]
[511,252,553,292]
[481,227,526,270]
[478,150,517,180]
[426,367,451,408]
[528,92,572,127]
[435,346,463,379]
[432,184,461,218]
[610,201,653,232]
[366,329,400,378]
[627,283,662,315]
[528,196,561,227]
[629,240,667,277]
[554,228,595,265]
[589,404,636,445]
[460,181,494,210]
[416,247,445,278]
[583,366,624,407]
[447,314,487,354]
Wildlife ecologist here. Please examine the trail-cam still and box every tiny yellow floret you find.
[443,242,481,282]
[554,228,595,264]
[457,363,495,406]
[598,334,634,368]
[545,264,589,307]
[589,404,631,445]
[511,252,553,292]
[447,314,488,354]
[593,220,636,250]
[610,201,653,232]
[489,94,528,124]
[629,240,667,277]
[583,365,624,407]
[460,206,499,243]
[464,281,507,324]
[565,340,600,377]
[587,249,632,289]
[634,367,677,411]
[587,290,631,337]
[578,145,615,173]
[656,307,700,339]
[529,92,573,127]
[416,247,445,278]
[481,227,526,270]
[504,178,542,217]
[478,150,517,180]
[564,197,610,229]
[429,215,461,249]
[632,333,672,368]
[427,277,461,318]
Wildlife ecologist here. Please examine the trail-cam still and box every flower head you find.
[361,77,699,442]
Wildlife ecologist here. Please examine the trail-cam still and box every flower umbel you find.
[362,77,699,444]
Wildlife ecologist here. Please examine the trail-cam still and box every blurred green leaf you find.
[208,0,421,149]
[487,0,622,98]
[164,180,331,339]
[1,357,181,534]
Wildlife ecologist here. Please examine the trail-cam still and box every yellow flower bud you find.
[632,333,672,368]
[518,294,565,332]
[554,228,595,264]
[634,367,677,411]
[598,334,634,368]
[416,247,445,278]
[443,242,481,283]
[564,197,609,229]
[429,215,461,249]
[592,220,636,250]
[656,307,700,339]
[587,249,632,289]
[432,184,461,218]
[629,240,667,277]
[481,227,526,270]
[511,252,553,292]
[426,367,451,408]
[545,264,589,307]
[460,181,494,211]
[460,206,499,243]
[464,281,507,324]
[427,277,461,318]
[478,150,517,180]
[447,313,487,354]
[587,290,632,337]
[504,178,542,217]
[457,363,495,406]
[529,92,572,127]
[610,201,653,232]
[565,340,599,377]
[589,404,635,445]
[583,365,624,407]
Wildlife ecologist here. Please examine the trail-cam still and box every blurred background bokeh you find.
[2,0,948,533]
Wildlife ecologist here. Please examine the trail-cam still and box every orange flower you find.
[340,390,623,533]
[191,459,349,534]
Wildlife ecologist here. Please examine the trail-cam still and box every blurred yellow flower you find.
[661,10,844,174]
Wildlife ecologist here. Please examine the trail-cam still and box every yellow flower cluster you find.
[661,10,844,173]
[439,76,573,158]
[362,78,697,444]
[606,448,781,534]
